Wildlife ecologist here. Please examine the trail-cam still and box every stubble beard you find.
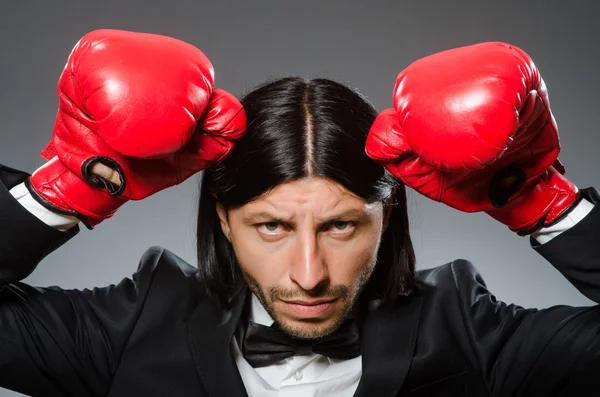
[239,257,377,340]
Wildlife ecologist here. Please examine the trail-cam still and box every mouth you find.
[282,299,336,305]
[280,298,337,318]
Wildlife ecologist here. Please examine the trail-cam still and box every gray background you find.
[1,1,599,395]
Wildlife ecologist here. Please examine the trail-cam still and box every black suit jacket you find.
[1,164,600,397]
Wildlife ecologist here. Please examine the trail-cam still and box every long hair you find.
[196,77,415,307]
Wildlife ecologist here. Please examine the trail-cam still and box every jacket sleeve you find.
[455,187,600,396]
[0,164,79,286]
[0,164,160,397]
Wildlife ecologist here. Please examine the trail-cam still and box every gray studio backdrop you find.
[1,1,599,395]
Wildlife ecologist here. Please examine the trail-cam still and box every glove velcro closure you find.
[28,157,128,229]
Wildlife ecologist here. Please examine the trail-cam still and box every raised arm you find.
[452,189,600,395]
[0,29,246,396]
[369,41,600,394]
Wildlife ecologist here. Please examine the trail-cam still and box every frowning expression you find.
[216,177,389,339]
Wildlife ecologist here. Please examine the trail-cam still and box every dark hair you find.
[196,77,415,307]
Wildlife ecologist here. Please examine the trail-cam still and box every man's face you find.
[216,177,388,340]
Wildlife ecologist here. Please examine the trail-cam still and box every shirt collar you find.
[249,293,275,326]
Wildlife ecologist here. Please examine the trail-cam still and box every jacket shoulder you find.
[136,245,199,278]
[415,259,490,303]
[133,246,206,308]
[418,259,484,286]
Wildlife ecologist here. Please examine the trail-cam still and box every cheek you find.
[323,231,382,284]
[230,229,292,283]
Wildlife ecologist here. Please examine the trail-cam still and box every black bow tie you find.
[239,318,361,368]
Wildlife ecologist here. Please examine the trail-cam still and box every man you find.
[1,29,598,396]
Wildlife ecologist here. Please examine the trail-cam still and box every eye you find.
[333,221,349,230]
[264,222,279,231]
[256,222,286,235]
[329,221,356,235]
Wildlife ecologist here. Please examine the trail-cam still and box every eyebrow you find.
[243,209,370,225]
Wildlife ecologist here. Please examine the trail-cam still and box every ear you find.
[215,202,231,242]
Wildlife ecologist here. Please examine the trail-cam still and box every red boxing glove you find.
[27,30,246,228]
[366,42,578,234]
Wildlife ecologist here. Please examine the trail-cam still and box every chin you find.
[274,307,346,340]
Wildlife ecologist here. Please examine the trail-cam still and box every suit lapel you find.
[185,287,422,397]
[186,288,250,397]
[353,295,423,397]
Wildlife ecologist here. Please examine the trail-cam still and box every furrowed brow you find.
[320,209,369,223]
[244,209,370,226]
[244,212,291,224]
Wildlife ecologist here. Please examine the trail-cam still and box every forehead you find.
[241,177,377,216]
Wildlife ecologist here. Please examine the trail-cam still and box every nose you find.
[288,231,329,292]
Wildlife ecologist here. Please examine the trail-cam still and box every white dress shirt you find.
[9,182,79,231]
[8,182,595,397]
[232,294,363,396]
